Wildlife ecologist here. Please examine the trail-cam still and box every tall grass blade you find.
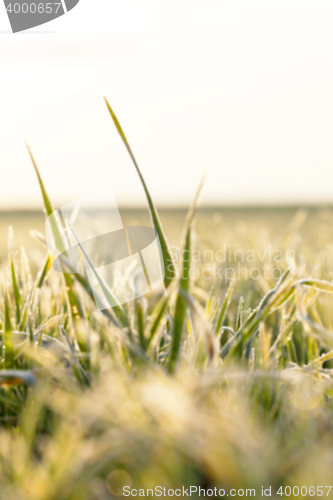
[179,288,215,364]
[168,180,204,373]
[135,299,146,350]
[168,229,191,373]
[37,255,52,289]
[4,292,14,369]
[66,220,127,328]
[9,234,22,325]
[235,297,244,331]
[104,98,176,287]
[146,284,176,348]
[26,143,54,217]
[215,280,234,335]
[26,144,87,328]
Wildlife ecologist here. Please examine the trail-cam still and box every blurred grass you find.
[2,203,333,498]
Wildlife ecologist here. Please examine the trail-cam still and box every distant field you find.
[1,205,333,267]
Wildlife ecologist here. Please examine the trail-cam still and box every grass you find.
[1,103,333,498]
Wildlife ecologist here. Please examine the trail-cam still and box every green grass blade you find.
[146,284,176,348]
[104,98,176,287]
[257,269,290,315]
[179,288,215,364]
[4,292,14,369]
[37,255,52,289]
[168,229,191,373]
[135,299,146,351]
[26,143,53,218]
[27,144,87,328]
[168,181,204,373]
[306,348,333,367]
[17,256,52,333]
[8,227,22,326]
[215,280,234,335]
[11,258,22,326]
[223,276,296,361]
[235,297,244,331]
[66,220,127,328]
[300,279,333,293]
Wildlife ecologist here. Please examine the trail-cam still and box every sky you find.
[0,0,333,209]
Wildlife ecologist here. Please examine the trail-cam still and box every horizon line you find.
[0,202,333,213]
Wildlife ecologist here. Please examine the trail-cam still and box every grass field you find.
[2,201,333,499]
[2,105,333,499]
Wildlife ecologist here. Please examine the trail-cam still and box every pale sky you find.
[0,0,333,209]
